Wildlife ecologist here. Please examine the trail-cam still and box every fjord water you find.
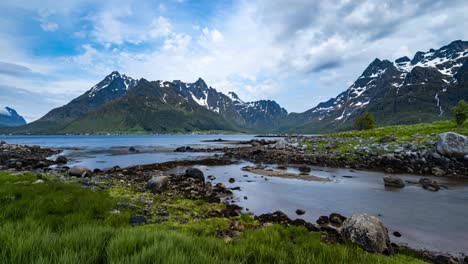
[0,135,258,169]
[1,135,467,255]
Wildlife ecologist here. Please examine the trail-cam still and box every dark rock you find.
[156,210,169,217]
[341,214,393,254]
[68,166,91,177]
[296,209,306,215]
[228,178,235,183]
[380,136,396,143]
[383,176,405,188]
[129,215,147,225]
[329,213,347,225]
[146,176,169,193]
[316,216,329,225]
[393,231,402,237]
[55,155,68,164]
[185,168,205,183]
[129,147,136,152]
[298,165,311,173]
[207,175,216,181]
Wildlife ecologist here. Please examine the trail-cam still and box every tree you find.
[453,100,468,127]
[353,112,375,130]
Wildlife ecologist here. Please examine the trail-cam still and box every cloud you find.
[38,9,59,32]
[0,61,33,76]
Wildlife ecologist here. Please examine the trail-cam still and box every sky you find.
[0,0,467,122]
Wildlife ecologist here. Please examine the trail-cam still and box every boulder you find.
[55,155,68,164]
[296,209,306,215]
[185,168,205,183]
[68,166,91,177]
[146,176,169,193]
[419,178,441,192]
[436,132,468,159]
[383,176,405,188]
[341,214,393,254]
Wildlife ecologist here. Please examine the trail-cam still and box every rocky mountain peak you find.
[0,106,26,127]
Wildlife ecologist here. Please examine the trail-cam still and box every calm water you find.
[1,135,467,255]
[0,135,259,169]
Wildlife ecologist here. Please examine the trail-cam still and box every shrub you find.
[352,112,375,130]
[453,100,468,127]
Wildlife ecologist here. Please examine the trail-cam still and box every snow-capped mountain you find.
[297,40,468,131]
[0,107,26,127]
[12,73,288,133]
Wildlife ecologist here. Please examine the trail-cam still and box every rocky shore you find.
[220,132,468,178]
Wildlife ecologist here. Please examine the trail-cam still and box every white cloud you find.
[38,9,59,32]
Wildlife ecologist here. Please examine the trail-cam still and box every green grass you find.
[332,120,468,140]
[0,171,424,264]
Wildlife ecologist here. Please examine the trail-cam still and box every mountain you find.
[6,73,287,134]
[0,107,26,127]
[13,71,139,133]
[287,40,468,132]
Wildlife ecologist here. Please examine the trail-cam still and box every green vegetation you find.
[334,120,468,139]
[353,112,375,131]
[453,100,468,127]
[0,171,423,263]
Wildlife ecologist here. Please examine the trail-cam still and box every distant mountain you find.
[7,73,287,134]
[0,107,26,127]
[14,71,139,133]
[286,40,468,132]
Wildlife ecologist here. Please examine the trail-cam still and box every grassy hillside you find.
[0,171,423,263]
[333,120,468,139]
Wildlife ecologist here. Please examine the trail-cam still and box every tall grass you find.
[0,172,424,264]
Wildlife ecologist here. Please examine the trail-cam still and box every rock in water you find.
[146,176,169,193]
[341,214,393,254]
[55,155,68,164]
[185,168,205,183]
[436,132,468,159]
[383,176,405,188]
[68,166,91,177]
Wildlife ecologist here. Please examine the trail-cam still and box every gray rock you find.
[68,166,91,177]
[383,176,405,188]
[431,167,445,177]
[436,132,468,159]
[271,139,288,149]
[341,214,393,254]
[32,179,44,185]
[146,176,169,193]
[185,168,205,183]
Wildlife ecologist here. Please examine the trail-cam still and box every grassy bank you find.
[332,120,468,140]
[0,171,423,263]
